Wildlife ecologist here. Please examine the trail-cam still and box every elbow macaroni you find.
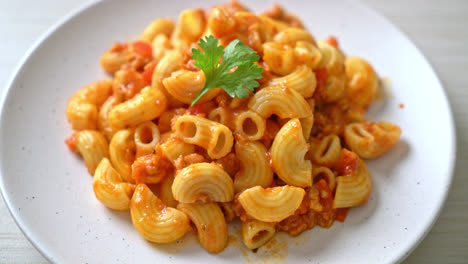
[248,85,312,119]
[140,18,174,43]
[72,130,109,175]
[312,134,342,167]
[345,121,401,159]
[66,80,113,130]
[234,110,266,141]
[241,220,276,249]
[109,129,135,183]
[134,121,160,157]
[177,203,228,253]
[300,98,315,141]
[66,1,402,254]
[268,65,317,98]
[238,186,305,222]
[109,86,167,130]
[163,70,220,104]
[345,57,379,109]
[97,95,118,140]
[172,163,234,203]
[334,150,372,208]
[160,134,195,165]
[271,119,312,187]
[262,42,296,76]
[159,172,178,208]
[173,115,234,159]
[273,27,316,46]
[234,141,273,192]
[130,184,190,243]
[93,158,135,210]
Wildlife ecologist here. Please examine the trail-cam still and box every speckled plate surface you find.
[0,0,455,263]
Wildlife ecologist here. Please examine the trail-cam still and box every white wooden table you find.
[1,0,467,263]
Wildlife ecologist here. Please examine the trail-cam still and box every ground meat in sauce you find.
[216,153,240,177]
[132,146,173,184]
[278,187,336,236]
[174,153,206,171]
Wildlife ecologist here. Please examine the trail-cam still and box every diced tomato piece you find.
[132,41,153,58]
[132,150,172,184]
[187,103,206,115]
[65,132,79,152]
[141,61,157,85]
[335,208,349,222]
[315,179,333,209]
[326,36,338,47]
[314,68,328,86]
[335,149,359,176]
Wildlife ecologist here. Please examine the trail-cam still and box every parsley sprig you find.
[190,35,263,106]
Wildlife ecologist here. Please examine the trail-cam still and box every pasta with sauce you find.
[65,0,401,254]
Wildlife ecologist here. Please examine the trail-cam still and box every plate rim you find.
[0,0,107,262]
[355,2,457,262]
[0,0,457,263]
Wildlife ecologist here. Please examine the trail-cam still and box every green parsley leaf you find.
[190,35,263,106]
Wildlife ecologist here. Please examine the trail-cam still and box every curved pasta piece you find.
[163,70,220,104]
[177,203,228,254]
[271,119,312,187]
[152,34,172,60]
[241,220,276,250]
[139,18,174,43]
[134,121,160,157]
[312,166,336,192]
[98,96,118,140]
[152,50,186,108]
[316,41,346,103]
[93,158,135,210]
[319,74,346,104]
[109,129,135,183]
[317,41,345,75]
[152,50,184,86]
[112,68,146,101]
[159,173,178,208]
[173,115,234,159]
[299,98,315,141]
[334,150,372,208]
[172,8,206,44]
[109,86,167,129]
[248,86,312,119]
[273,27,316,45]
[257,15,289,42]
[66,80,113,130]
[160,135,195,165]
[294,41,322,69]
[219,202,236,222]
[208,107,229,126]
[238,186,305,222]
[207,7,236,38]
[268,65,317,98]
[100,44,131,75]
[172,163,234,203]
[300,114,314,141]
[234,111,266,141]
[72,130,109,175]
[262,42,296,75]
[344,121,401,159]
[130,184,190,243]
[345,57,379,109]
[234,141,273,192]
[131,146,173,184]
[313,134,342,167]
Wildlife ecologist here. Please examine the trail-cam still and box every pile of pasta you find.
[65,1,401,254]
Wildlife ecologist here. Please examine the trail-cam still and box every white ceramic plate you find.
[0,0,456,263]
